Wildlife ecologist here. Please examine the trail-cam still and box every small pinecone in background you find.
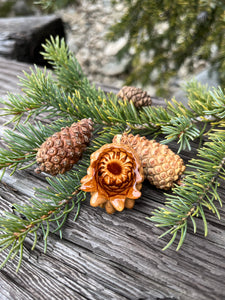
[113,133,185,190]
[35,118,94,176]
[117,86,152,108]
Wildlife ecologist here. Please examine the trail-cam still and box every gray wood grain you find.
[0,59,225,300]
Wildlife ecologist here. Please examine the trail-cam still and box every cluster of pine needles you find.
[0,36,225,271]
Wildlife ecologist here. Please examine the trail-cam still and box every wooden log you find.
[1,59,225,300]
[0,57,34,96]
[0,15,65,65]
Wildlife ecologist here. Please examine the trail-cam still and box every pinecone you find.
[35,118,94,176]
[113,133,185,190]
[117,86,152,108]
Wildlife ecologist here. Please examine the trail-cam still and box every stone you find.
[12,0,36,16]
[59,0,216,96]
[100,57,130,76]
[58,0,125,88]
[104,37,127,57]
[173,67,219,106]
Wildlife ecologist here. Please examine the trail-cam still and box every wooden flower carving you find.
[80,143,144,214]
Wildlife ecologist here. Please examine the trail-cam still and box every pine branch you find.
[161,116,200,153]
[0,66,80,125]
[41,37,109,104]
[150,129,225,250]
[2,35,225,270]
[2,38,222,154]
[0,118,78,177]
[140,83,225,151]
[41,36,85,93]
[0,170,85,271]
[41,37,155,127]
[139,98,201,151]
[0,122,46,177]
[0,122,123,271]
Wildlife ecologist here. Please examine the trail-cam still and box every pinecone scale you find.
[35,118,94,175]
[113,133,185,190]
[117,86,152,108]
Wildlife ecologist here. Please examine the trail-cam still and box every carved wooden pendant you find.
[80,143,144,214]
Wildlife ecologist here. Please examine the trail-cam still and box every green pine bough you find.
[107,0,225,96]
[0,36,225,271]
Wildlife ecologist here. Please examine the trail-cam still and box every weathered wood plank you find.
[1,164,225,300]
[0,58,32,96]
[0,59,225,300]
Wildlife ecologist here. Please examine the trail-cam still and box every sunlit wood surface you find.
[0,58,225,300]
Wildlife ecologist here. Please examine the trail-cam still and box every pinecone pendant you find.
[117,86,152,108]
[80,143,144,214]
[35,118,94,176]
[113,133,185,190]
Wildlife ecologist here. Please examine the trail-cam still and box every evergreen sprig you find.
[161,116,200,153]
[107,0,225,96]
[0,171,84,272]
[1,37,225,270]
[0,122,46,178]
[2,37,223,151]
[41,36,85,93]
[151,128,225,250]
[0,119,78,178]
[0,66,74,124]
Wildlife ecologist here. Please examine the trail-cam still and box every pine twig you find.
[0,122,51,176]
[0,66,79,125]
[41,36,85,93]
[150,129,225,250]
[1,36,225,271]
[0,171,85,271]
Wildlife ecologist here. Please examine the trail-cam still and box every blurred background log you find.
[0,15,65,66]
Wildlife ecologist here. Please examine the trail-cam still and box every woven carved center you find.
[107,161,122,175]
[97,149,135,195]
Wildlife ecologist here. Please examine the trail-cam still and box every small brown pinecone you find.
[117,86,152,108]
[35,118,94,176]
[113,133,185,190]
